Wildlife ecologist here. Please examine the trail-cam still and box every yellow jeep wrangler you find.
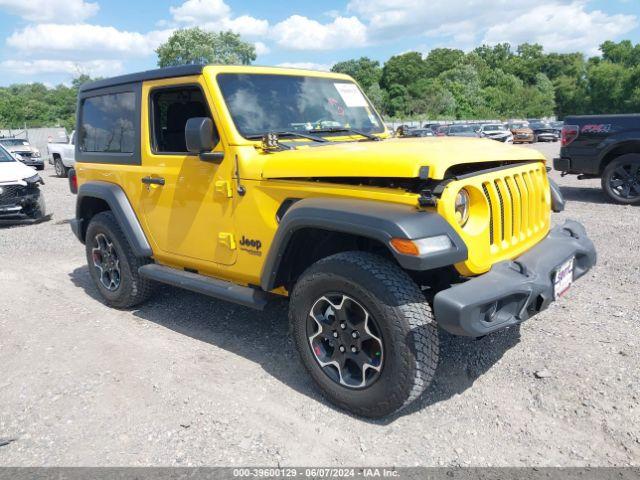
[69,65,596,418]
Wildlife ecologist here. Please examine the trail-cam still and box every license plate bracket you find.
[554,257,574,299]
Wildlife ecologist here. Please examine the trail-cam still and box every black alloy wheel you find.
[307,293,384,389]
[91,232,121,291]
[602,154,640,205]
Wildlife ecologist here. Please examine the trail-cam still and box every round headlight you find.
[455,188,470,226]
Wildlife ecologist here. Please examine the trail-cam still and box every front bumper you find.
[433,220,596,337]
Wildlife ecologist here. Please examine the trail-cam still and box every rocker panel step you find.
[139,264,268,310]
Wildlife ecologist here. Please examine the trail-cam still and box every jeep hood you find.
[261,137,545,180]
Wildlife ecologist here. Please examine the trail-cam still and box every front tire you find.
[601,154,640,205]
[85,211,155,308]
[289,251,439,418]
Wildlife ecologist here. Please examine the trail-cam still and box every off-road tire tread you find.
[85,211,154,308]
[290,251,438,417]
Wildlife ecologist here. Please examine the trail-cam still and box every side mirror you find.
[185,117,224,163]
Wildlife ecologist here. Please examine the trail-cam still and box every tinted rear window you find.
[80,92,136,153]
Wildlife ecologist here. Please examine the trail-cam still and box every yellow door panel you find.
[138,76,238,267]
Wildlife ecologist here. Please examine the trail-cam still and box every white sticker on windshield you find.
[334,83,368,107]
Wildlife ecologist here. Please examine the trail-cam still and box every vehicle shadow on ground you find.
[69,265,521,423]
[559,185,616,205]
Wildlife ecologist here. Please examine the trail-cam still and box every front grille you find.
[0,185,26,205]
[481,166,547,247]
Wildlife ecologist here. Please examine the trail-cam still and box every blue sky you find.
[0,0,638,86]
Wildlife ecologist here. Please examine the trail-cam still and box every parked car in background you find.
[398,127,434,138]
[47,131,76,177]
[550,121,564,137]
[435,125,451,136]
[478,123,513,143]
[423,123,442,132]
[554,114,640,204]
[508,122,535,144]
[0,137,44,171]
[445,124,479,137]
[530,122,559,142]
[0,144,47,222]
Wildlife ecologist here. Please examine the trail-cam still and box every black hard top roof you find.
[79,64,205,92]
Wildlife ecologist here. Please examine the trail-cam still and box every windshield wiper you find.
[308,127,381,141]
[246,131,328,143]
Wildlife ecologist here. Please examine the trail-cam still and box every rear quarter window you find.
[80,92,136,153]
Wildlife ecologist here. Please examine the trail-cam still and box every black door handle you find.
[141,176,165,186]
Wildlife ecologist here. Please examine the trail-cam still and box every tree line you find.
[331,40,640,120]
[0,31,637,130]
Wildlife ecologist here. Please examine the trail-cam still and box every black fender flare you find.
[74,181,152,257]
[260,197,468,291]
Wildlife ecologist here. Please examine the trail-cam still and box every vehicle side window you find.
[150,86,218,154]
[79,92,136,153]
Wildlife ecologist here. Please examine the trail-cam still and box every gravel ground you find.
[0,142,638,467]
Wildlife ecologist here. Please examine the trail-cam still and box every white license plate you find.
[554,257,574,299]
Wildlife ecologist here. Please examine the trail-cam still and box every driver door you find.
[138,77,238,268]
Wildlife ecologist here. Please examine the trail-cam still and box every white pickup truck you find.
[47,131,75,178]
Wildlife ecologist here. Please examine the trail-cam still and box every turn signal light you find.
[390,235,454,257]
[390,238,420,256]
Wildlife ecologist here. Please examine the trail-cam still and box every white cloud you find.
[6,24,173,57]
[218,15,269,37]
[0,0,98,23]
[271,15,367,50]
[254,41,270,56]
[170,0,230,24]
[483,1,638,55]
[348,0,639,54]
[171,0,269,38]
[0,59,123,76]
[277,62,334,71]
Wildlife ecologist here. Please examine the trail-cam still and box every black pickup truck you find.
[554,114,640,204]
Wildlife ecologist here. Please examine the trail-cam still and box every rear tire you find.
[601,154,640,205]
[289,251,439,418]
[85,211,155,308]
[54,157,67,178]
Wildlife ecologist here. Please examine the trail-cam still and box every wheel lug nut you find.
[351,346,358,353]
[333,331,338,338]
[339,345,346,353]
[340,322,346,330]
[352,331,359,338]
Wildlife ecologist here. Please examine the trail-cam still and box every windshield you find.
[483,124,506,131]
[0,138,29,147]
[510,123,527,129]
[217,73,384,138]
[0,145,16,162]
[449,125,475,133]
